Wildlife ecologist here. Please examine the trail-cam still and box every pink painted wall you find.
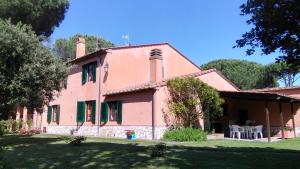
[163,46,200,79]
[49,56,101,126]
[103,90,153,126]
[103,44,201,91]
[197,71,238,91]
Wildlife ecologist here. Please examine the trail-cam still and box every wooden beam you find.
[279,102,285,139]
[265,101,271,143]
[290,102,296,138]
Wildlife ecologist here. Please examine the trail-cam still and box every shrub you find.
[62,136,87,146]
[150,143,167,157]
[163,127,207,142]
[19,129,41,136]
[0,121,9,136]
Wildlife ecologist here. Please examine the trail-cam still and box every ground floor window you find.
[47,105,60,124]
[108,102,118,121]
[101,101,122,124]
[77,100,96,124]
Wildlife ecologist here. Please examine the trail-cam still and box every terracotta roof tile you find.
[246,86,300,92]
[104,69,220,95]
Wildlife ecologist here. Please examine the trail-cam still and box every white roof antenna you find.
[121,33,130,46]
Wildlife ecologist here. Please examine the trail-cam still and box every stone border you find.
[46,125,167,140]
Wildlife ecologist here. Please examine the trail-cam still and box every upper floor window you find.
[82,61,97,85]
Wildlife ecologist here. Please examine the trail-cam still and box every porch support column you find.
[279,102,285,139]
[290,102,296,138]
[265,101,271,143]
[22,107,28,129]
[15,106,20,121]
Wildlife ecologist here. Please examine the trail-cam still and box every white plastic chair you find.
[232,125,244,139]
[252,125,263,139]
[229,125,233,138]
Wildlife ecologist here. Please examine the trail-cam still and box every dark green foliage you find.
[0,0,69,37]
[201,59,278,90]
[62,136,87,146]
[53,34,114,61]
[167,77,223,128]
[150,143,167,157]
[163,127,207,142]
[235,0,300,69]
[0,20,68,115]
[265,62,300,87]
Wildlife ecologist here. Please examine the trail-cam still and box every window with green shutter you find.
[82,61,97,85]
[91,62,96,82]
[116,101,122,124]
[91,100,96,124]
[101,102,108,122]
[47,106,52,124]
[77,101,86,122]
[56,105,60,125]
[82,64,87,85]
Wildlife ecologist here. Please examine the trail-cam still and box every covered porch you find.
[212,91,300,142]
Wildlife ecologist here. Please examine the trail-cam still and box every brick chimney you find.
[76,37,86,58]
[149,49,163,82]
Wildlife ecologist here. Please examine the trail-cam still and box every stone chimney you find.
[76,37,86,58]
[149,49,163,82]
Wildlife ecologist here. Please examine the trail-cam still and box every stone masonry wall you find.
[46,125,167,140]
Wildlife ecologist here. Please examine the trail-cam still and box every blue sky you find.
[51,0,280,66]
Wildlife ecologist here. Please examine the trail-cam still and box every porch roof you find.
[220,90,300,103]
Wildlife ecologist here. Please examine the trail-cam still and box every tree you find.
[266,62,300,87]
[0,0,69,37]
[53,34,114,61]
[235,0,300,69]
[201,59,278,90]
[167,77,223,130]
[0,20,68,118]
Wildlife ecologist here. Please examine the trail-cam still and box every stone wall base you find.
[46,125,167,140]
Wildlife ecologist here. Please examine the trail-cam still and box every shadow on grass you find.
[1,135,300,169]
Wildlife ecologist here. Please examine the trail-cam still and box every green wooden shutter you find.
[77,101,86,122]
[56,105,60,125]
[82,65,87,85]
[101,102,108,122]
[91,100,96,124]
[47,106,52,124]
[116,101,122,124]
[91,62,96,82]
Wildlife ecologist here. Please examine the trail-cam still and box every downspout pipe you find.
[97,54,105,136]
[152,88,157,140]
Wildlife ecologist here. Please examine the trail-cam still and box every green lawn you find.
[1,134,300,169]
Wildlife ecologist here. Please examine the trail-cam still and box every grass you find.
[1,134,300,169]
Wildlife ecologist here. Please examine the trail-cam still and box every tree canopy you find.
[167,77,223,130]
[201,59,278,90]
[53,34,114,61]
[0,0,69,37]
[265,62,300,87]
[0,20,68,118]
[235,0,300,68]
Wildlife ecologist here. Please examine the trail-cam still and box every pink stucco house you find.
[15,38,300,140]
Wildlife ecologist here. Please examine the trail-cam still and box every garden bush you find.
[163,127,207,142]
[150,142,167,157]
[62,136,87,146]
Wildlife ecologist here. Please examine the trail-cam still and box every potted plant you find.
[283,126,294,138]
[125,130,136,140]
